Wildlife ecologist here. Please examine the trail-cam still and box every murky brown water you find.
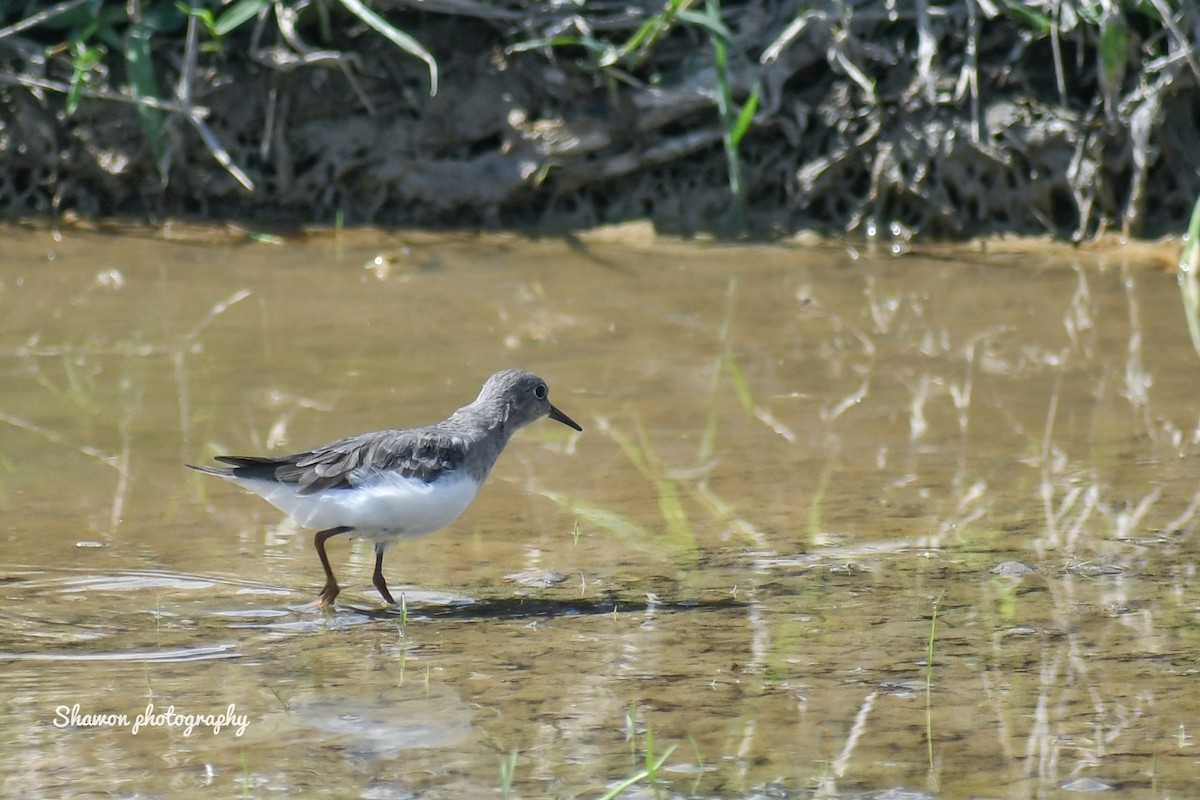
[1,224,1197,798]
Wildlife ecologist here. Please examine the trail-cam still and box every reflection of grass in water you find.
[692,278,772,545]
[0,324,147,532]
[492,718,680,799]
[498,748,518,800]
[806,459,833,545]
[31,351,101,424]
[0,285,252,530]
[925,591,944,788]
[267,687,291,713]
[536,486,661,554]
[535,405,707,569]
[1178,194,1200,357]
[610,419,696,561]
[539,278,767,562]
[240,749,251,799]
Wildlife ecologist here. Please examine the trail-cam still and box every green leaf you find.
[677,8,736,45]
[1099,13,1128,84]
[123,23,167,166]
[214,0,271,36]
[139,2,187,34]
[176,2,219,38]
[998,1,1052,34]
[35,3,125,31]
[1129,0,1162,23]
[508,33,612,57]
[613,0,696,64]
[729,84,759,151]
[66,39,103,116]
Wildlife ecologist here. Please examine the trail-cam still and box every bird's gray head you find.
[478,369,582,432]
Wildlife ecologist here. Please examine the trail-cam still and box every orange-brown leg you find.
[372,543,396,605]
[314,526,352,606]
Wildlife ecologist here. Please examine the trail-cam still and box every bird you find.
[189,369,581,607]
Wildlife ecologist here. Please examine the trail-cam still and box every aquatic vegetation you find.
[535,278,766,568]
[601,723,677,800]
[924,591,944,784]
[498,747,518,800]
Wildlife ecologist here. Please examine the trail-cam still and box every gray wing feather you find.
[215,428,468,495]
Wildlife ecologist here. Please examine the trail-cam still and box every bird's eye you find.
[535,384,547,399]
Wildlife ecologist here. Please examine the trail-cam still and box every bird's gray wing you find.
[214,428,469,495]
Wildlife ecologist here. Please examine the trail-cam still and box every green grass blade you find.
[998,0,1052,34]
[176,2,219,38]
[124,22,166,165]
[612,0,696,65]
[729,83,759,148]
[507,33,582,53]
[1099,12,1128,85]
[597,744,677,800]
[214,0,270,35]
[66,41,101,115]
[335,0,438,95]
[677,7,735,44]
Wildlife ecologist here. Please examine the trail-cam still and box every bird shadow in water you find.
[340,594,748,621]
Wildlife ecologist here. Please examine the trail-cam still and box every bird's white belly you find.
[236,472,480,541]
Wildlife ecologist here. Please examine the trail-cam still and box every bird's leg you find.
[373,543,397,605]
[314,526,352,607]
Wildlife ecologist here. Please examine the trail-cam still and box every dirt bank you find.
[2,1,1198,239]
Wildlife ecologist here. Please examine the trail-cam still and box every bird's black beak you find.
[549,404,582,432]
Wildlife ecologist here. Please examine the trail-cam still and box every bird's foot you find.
[317,581,340,608]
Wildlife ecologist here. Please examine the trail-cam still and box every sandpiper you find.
[189,369,581,606]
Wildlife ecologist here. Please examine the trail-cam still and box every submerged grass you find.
[609,420,697,558]
[600,723,677,800]
[536,277,768,570]
[925,591,944,788]
[498,747,518,800]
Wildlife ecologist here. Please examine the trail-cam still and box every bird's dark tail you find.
[186,463,234,478]
[189,455,293,483]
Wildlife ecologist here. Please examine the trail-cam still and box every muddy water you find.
[0,225,1196,798]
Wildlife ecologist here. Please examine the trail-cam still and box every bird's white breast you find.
[231,471,480,542]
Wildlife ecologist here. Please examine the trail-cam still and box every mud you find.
[2,1,1199,239]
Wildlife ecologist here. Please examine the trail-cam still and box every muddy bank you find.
[2,1,1198,239]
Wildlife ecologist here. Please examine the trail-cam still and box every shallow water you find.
[1,225,1197,798]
